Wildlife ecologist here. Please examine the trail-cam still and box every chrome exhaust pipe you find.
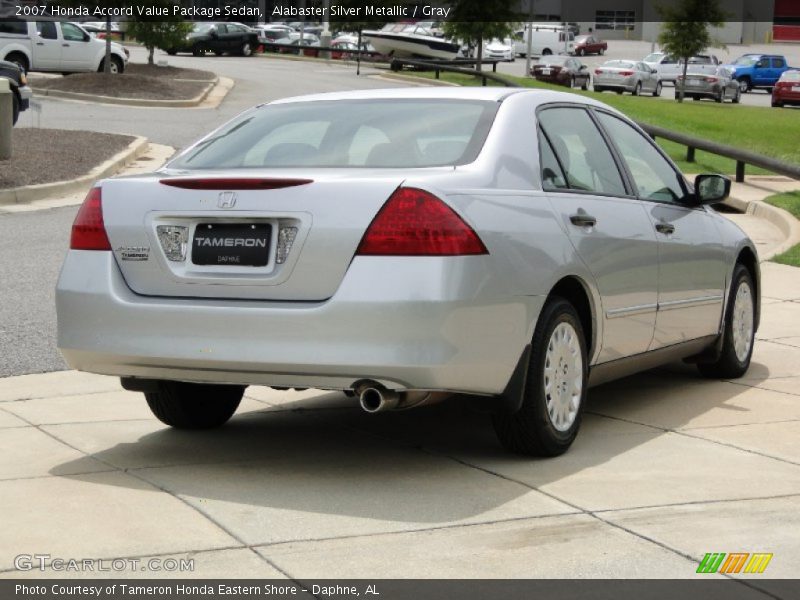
[354,381,450,414]
[358,385,400,413]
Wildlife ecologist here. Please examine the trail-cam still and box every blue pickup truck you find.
[724,54,794,93]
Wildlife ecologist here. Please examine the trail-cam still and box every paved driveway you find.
[1,255,798,581]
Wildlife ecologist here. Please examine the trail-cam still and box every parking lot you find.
[497,39,800,107]
[1,47,799,586]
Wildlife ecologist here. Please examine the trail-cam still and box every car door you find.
[537,106,659,362]
[637,62,655,91]
[594,111,727,349]
[771,57,786,85]
[33,21,62,70]
[59,22,96,71]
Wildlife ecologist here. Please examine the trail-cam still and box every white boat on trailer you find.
[362,24,460,60]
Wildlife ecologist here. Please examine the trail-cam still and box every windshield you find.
[193,23,215,33]
[171,100,499,169]
[780,70,800,82]
[643,53,662,62]
[733,56,759,66]
[541,56,569,66]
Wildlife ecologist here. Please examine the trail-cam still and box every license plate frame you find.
[191,223,271,267]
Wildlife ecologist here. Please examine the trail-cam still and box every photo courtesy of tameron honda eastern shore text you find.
[56,87,760,457]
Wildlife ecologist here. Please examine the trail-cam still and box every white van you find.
[512,24,575,57]
[0,20,128,74]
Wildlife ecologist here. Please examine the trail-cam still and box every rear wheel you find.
[698,264,755,379]
[493,298,587,456]
[98,56,124,74]
[240,42,253,57]
[581,78,588,91]
[732,87,741,104]
[593,85,604,93]
[145,381,245,429]
[715,89,724,103]
[738,77,751,93]
[653,80,662,97]
[5,52,28,73]
[599,48,605,55]
[632,82,642,96]
[192,45,205,57]
[542,48,552,56]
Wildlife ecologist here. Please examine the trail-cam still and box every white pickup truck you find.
[0,20,128,74]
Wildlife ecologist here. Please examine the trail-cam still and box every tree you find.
[656,0,727,102]
[127,18,194,66]
[442,0,522,71]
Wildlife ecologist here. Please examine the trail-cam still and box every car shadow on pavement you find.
[48,354,774,526]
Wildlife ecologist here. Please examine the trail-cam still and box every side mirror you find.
[83,33,91,42]
[651,68,657,74]
[694,174,731,205]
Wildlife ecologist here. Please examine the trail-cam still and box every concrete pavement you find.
[0,215,798,582]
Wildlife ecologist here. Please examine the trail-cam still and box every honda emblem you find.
[217,191,237,209]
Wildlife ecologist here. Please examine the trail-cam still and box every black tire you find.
[593,85,604,93]
[599,48,605,55]
[715,88,723,103]
[98,56,124,74]
[733,87,741,104]
[240,42,253,57]
[192,46,204,57]
[542,48,552,56]
[145,381,245,429]
[632,82,642,96]
[616,89,624,94]
[738,77,751,93]
[653,81,662,97]
[166,49,177,56]
[568,75,575,88]
[698,264,755,380]
[214,50,224,56]
[581,78,588,91]
[493,298,588,457]
[577,48,584,56]
[5,52,28,73]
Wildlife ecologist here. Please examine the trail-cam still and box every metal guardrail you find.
[389,58,520,88]
[640,124,800,183]
[389,58,799,183]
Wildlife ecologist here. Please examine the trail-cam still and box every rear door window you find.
[537,106,627,196]
[36,21,57,40]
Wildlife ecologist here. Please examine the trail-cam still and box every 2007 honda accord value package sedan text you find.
[56,88,760,457]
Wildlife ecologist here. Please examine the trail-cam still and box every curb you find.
[0,136,149,206]
[723,195,800,260]
[32,75,220,108]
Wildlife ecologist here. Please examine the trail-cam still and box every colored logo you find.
[697,552,773,574]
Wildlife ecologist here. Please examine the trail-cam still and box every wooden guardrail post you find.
[736,162,746,183]
[687,147,696,163]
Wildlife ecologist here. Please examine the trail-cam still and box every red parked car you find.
[531,55,591,89]
[772,69,800,107]
[573,35,607,56]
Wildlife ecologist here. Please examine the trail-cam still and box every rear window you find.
[781,70,800,82]
[171,100,499,169]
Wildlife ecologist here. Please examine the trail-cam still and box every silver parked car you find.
[677,66,742,103]
[56,88,760,457]
[594,60,662,96]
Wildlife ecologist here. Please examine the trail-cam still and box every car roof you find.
[268,87,620,113]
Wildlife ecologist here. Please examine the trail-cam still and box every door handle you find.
[655,222,675,235]
[569,213,597,227]
[62,43,70,47]
[36,42,44,46]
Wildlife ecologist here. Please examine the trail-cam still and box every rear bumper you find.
[56,251,541,395]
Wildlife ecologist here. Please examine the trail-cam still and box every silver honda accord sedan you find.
[56,87,760,456]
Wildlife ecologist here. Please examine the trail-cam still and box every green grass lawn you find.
[763,191,800,267]
[402,70,800,173]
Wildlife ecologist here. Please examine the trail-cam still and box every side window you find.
[61,23,85,42]
[756,58,768,68]
[0,21,27,35]
[216,24,228,34]
[36,21,57,40]
[538,129,568,190]
[595,112,686,203]
[538,107,627,196]
[772,58,785,68]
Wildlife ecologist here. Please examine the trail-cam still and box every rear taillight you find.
[594,69,602,75]
[70,187,111,251]
[356,188,488,256]
[706,77,718,83]
[619,70,634,76]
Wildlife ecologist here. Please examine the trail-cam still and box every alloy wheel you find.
[732,281,754,363]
